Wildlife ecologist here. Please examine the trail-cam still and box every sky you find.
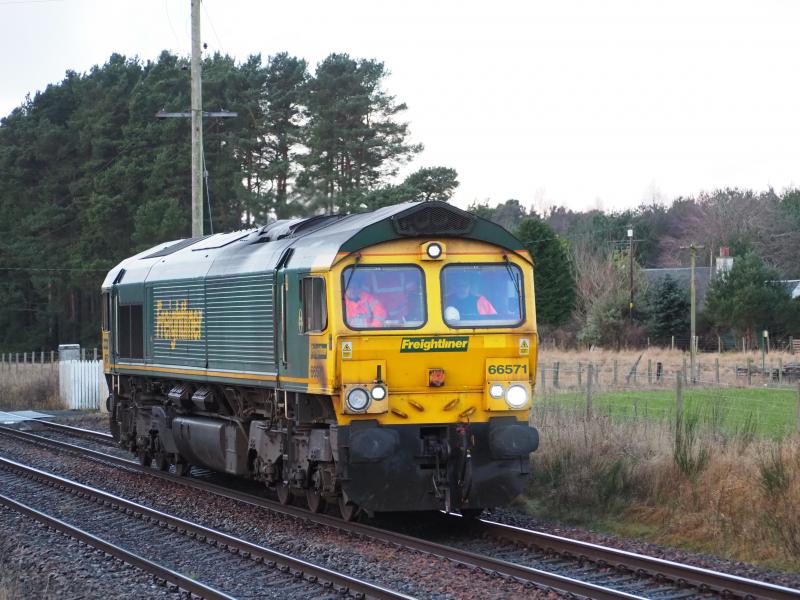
[2,0,800,213]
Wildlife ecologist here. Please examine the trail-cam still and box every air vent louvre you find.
[392,204,475,236]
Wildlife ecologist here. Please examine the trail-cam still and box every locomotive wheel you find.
[338,497,359,522]
[175,461,191,476]
[137,450,152,467]
[276,483,293,505]
[306,489,325,513]
[154,452,169,472]
[459,508,484,520]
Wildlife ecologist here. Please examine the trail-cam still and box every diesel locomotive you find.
[102,201,540,519]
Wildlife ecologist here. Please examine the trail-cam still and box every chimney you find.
[716,246,733,274]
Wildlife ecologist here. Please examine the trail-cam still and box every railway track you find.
[34,418,115,444]
[0,454,410,600]
[1,423,798,600]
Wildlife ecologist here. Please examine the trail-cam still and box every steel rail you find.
[0,425,644,600]
[0,455,412,600]
[460,516,800,600]
[34,419,115,444]
[0,492,236,600]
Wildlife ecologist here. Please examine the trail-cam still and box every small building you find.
[643,247,733,309]
[644,267,713,309]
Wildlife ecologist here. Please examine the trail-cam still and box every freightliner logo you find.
[400,336,469,352]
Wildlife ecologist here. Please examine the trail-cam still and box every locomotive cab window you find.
[101,292,110,331]
[301,277,327,333]
[342,265,426,329]
[442,264,524,328]
[118,303,144,360]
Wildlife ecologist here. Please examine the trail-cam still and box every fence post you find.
[553,362,560,388]
[93,347,98,361]
[682,354,688,385]
[540,366,546,392]
[50,350,54,363]
[647,359,652,385]
[747,358,753,386]
[577,362,582,388]
[718,335,722,354]
[586,364,594,418]
[715,358,720,384]
[797,381,800,435]
[779,357,783,385]
[613,360,618,386]
[671,335,675,351]
[676,370,683,424]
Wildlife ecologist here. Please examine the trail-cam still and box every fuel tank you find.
[171,416,249,475]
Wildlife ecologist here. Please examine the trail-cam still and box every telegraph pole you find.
[681,243,705,383]
[156,2,236,237]
[190,0,203,237]
[628,227,634,323]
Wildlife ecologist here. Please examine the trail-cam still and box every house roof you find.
[644,267,713,309]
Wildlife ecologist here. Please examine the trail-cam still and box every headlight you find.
[426,243,442,259]
[346,387,371,412]
[371,385,387,400]
[489,383,505,399]
[505,385,529,409]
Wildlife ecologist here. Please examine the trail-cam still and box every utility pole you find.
[190,0,203,237]
[628,228,634,323]
[680,243,705,383]
[156,2,236,237]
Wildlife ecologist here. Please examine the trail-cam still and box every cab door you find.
[276,259,309,391]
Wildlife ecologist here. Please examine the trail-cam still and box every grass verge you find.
[525,403,800,571]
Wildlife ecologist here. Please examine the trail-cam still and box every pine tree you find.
[298,53,421,213]
[645,276,689,345]
[514,218,576,327]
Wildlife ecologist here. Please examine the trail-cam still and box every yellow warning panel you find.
[341,341,353,360]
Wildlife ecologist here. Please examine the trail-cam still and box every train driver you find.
[345,275,388,328]
[444,274,496,322]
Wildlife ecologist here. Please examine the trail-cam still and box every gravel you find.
[0,505,177,600]
[0,432,554,600]
[0,467,340,599]
[485,506,800,592]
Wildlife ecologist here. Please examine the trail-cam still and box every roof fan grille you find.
[393,205,475,236]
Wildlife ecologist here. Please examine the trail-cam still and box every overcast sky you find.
[2,0,799,212]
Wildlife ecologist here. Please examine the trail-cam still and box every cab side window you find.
[101,293,110,331]
[118,303,144,359]
[301,277,327,333]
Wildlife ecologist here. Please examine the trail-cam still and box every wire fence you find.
[535,362,800,439]
[0,348,100,367]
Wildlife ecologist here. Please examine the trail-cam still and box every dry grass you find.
[526,403,800,570]
[0,363,63,411]
[538,347,796,387]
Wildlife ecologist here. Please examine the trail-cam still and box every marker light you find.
[426,243,442,259]
[489,383,505,399]
[346,387,370,412]
[371,385,387,400]
[505,385,529,409]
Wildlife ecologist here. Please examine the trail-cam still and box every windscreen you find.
[342,265,426,329]
[441,264,524,327]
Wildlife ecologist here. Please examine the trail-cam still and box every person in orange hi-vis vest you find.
[445,275,496,320]
[345,284,388,328]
